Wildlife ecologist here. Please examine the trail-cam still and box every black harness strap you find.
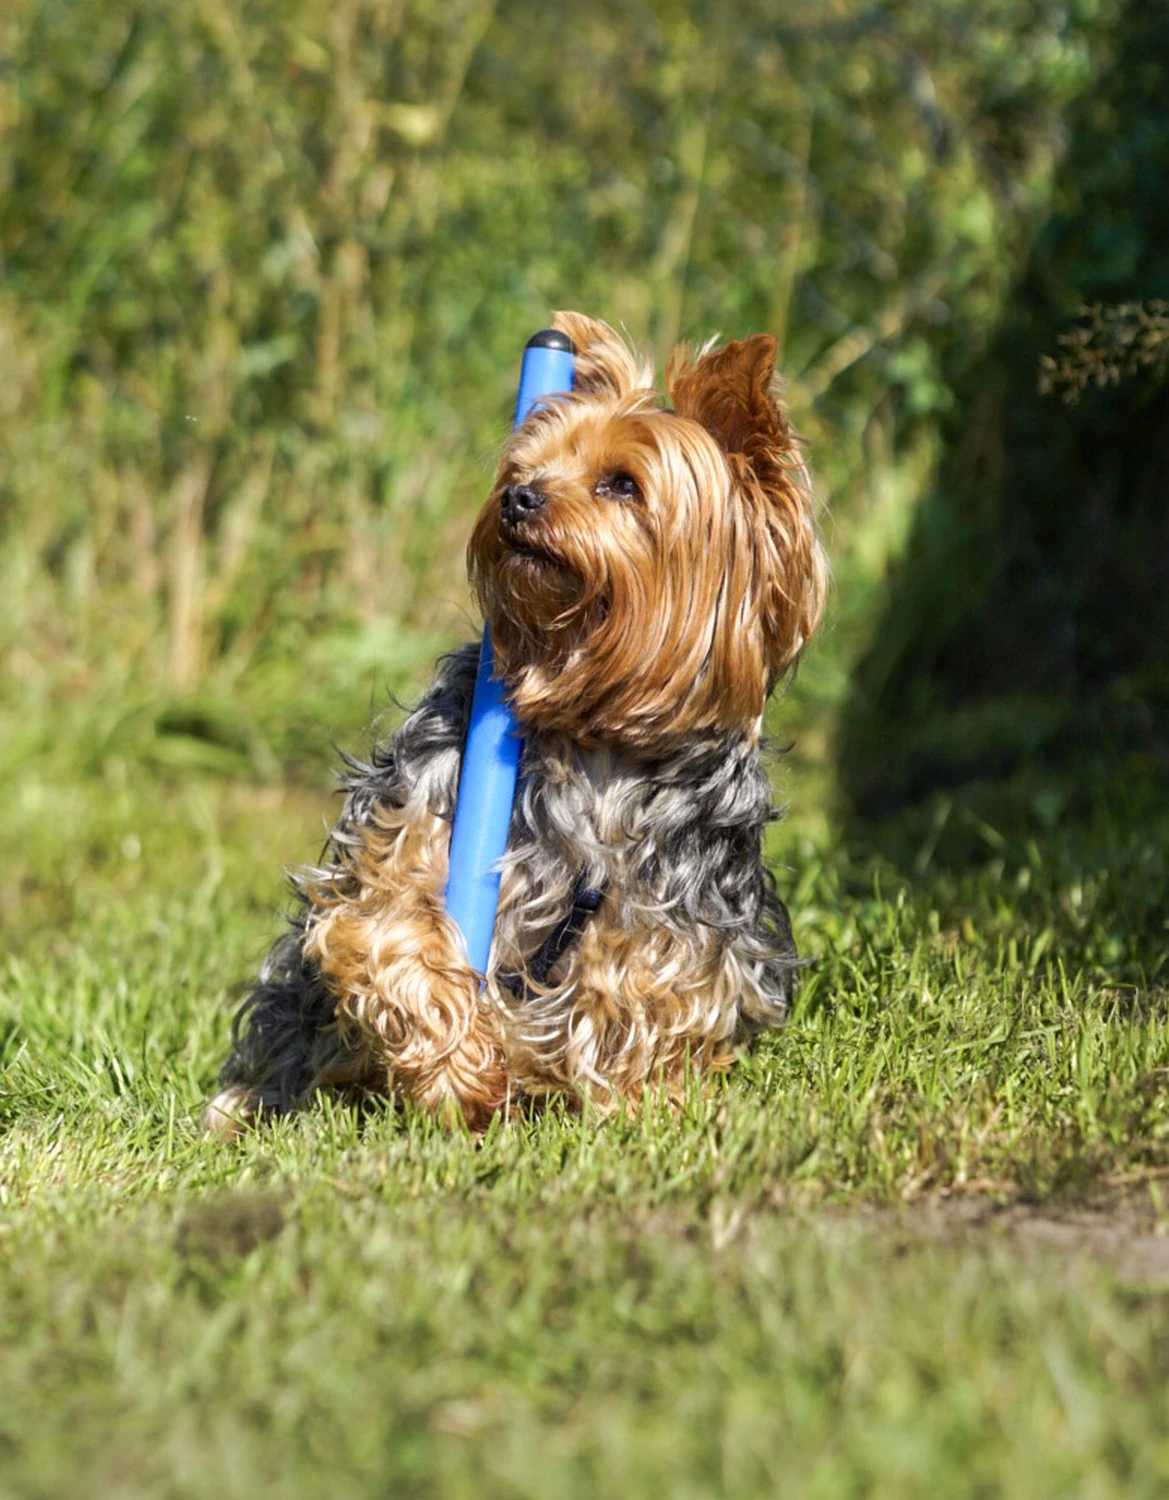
[499,879,605,998]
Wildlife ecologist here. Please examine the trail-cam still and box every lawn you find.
[2,1,1167,1491]
[2,672,1167,1499]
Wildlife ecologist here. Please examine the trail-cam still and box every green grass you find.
[1,4,1165,1490]
[2,679,1169,1497]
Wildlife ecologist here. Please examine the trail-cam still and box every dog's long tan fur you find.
[205,313,825,1134]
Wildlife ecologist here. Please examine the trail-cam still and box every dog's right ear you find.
[668,334,826,678]
[551,311,651,398]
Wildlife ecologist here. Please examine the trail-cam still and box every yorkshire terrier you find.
[204,312,826,1134]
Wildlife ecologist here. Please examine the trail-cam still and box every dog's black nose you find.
[500,483,548,530]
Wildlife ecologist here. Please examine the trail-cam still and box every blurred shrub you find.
[838,0,1169,816]
[0,0,1114,702]
[1040,301,1169,404]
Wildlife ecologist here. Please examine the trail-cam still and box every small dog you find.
[205,312,825,1134]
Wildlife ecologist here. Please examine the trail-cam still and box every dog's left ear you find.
[552,311,650,399]
[668,335,826,674]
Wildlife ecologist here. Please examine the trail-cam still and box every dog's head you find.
[468,312,826,752]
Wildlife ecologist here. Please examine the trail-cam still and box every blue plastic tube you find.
[444,329,575,974]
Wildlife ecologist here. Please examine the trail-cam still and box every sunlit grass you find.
[2,672,1168,1497]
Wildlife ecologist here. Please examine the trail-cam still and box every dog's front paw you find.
[201,1084,263,1139]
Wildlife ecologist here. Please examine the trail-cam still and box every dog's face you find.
[468,312,825,753]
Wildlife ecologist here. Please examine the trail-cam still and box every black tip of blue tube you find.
[525,328,575,353]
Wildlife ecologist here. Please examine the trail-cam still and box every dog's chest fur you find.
[339,643,796,1041]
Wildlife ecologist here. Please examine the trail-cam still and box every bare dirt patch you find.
[837,1176,1169,1283]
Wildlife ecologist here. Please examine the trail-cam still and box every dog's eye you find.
[595,471,641,502]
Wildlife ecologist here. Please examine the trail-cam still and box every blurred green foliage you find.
[0,0,1119,724]
[840,0,1169,818]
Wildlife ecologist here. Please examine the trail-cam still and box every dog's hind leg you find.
[202,927,371,1136]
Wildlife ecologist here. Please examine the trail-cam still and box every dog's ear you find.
[666,335,787,473]
[552,311,649,398]
[669,335,826,675]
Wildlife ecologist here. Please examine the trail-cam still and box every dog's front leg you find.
[303,802,512,1129]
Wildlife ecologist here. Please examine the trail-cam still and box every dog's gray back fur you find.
[219,643,797,1107]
